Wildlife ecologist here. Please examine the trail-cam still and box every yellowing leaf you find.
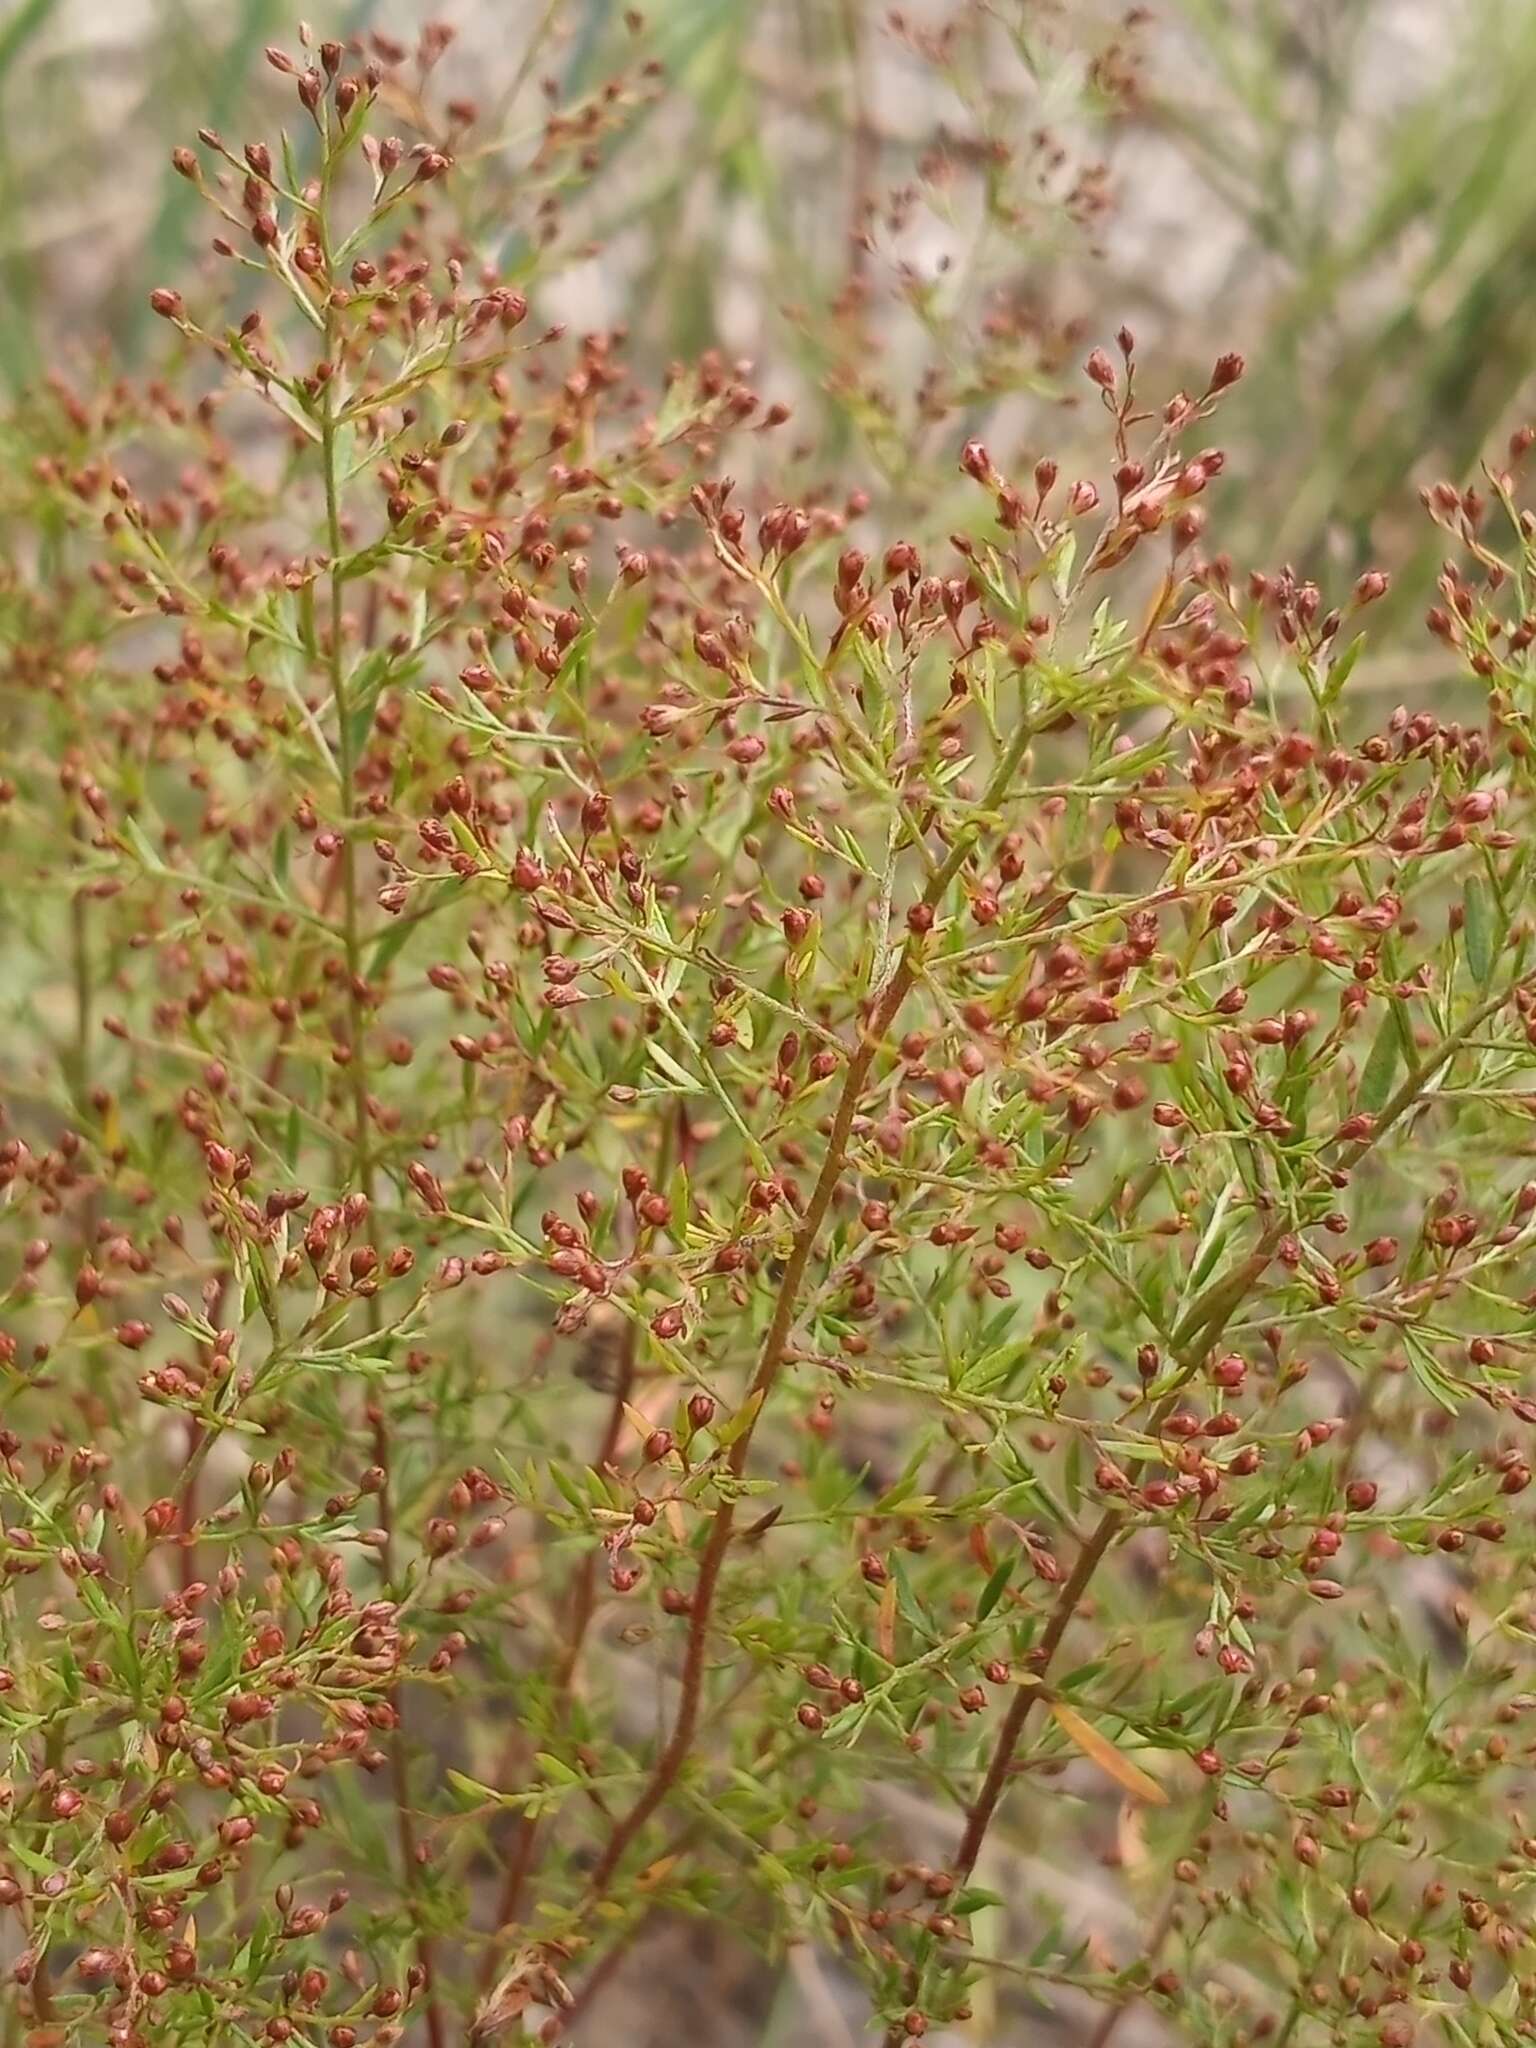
[374,78,433,133]
[876,1576,897,1663]
[1049,1700,1168,1805]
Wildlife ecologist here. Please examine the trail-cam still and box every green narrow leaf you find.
[953,1887,1007,1916]
[1403,1332,1461,1415]
[1357,1006,1403,1114]
[1186,1182,1237,1295]
[890,1558,933,1642]
[447,1769,515,1809]
[120,814,161,869]
[976,1554,1015,1622]
[1323,632,1367,704]
[548,1464,592,1514]
[646,1040,705,1093]
[713,1389,764,1448]
[1045,531,1077,601]
[1463,876,1497,986]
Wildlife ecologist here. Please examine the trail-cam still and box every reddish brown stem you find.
[475,720,1044,2035]
[482,1109,679,1970]
[577,705,1043,1901]
[950,1508,1123,1882]
[946,1162,1332,1887]
[478,1323,638,1980]
[585,950,918,1896]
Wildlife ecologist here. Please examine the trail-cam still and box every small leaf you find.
[713,1389,764,1448]
[976,1555,1015,1622]
[952,1886,1007,1915]
[548,1464,593,1514]
[645,1041,704,1094]
[1049,1700,1168,1805]
[876,1577,897,1662]
[870,1443,929,1515]
[1045,531,1077,601]
[119,814,162,870]
[1323,632,1366,705]
[1463,877,1497,986]
[446,1769,500,1807]
[1357,1007,1403,1115]
[654,371,702,442]
[1186,1182,1236,1295]
[1403,1331,1462,1415]
[891,1558,933,1642]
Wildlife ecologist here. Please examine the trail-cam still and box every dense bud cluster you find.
[1,14,1535,2048]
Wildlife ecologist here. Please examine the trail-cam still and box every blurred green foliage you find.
[1,0,1531,617]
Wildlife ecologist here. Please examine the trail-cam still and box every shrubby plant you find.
[3,19,1536,2048]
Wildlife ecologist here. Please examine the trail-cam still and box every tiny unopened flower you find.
[1208,351,1245,391]
[960,440,996,485]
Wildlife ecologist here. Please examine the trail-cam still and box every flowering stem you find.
[317,160,446,2048]
[579,700,1044,1900]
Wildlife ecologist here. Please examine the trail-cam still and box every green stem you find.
[317,143,446,2048]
